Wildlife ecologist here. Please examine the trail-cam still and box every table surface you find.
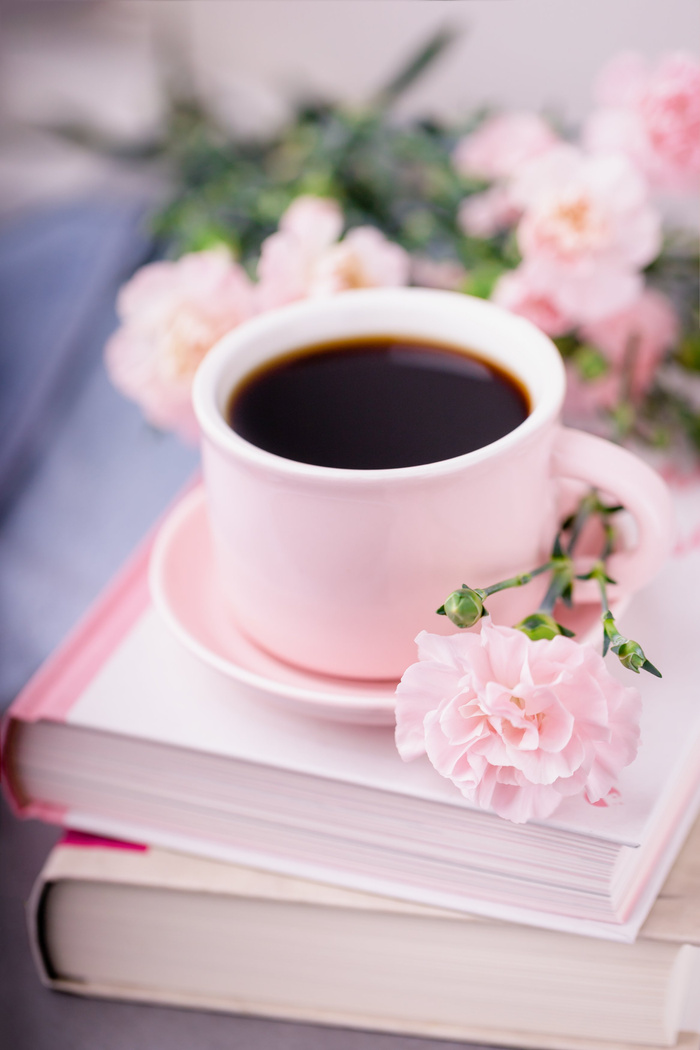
[0,199,491,1050]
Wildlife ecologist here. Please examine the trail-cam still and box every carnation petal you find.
[279,196,343,253]
[394,620,642,824]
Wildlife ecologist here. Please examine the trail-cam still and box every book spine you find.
[26,866,54,989]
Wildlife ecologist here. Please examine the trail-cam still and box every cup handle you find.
[551,428,674,597]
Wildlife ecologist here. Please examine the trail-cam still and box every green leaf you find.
[372,27,460,110]
[552,335,580,360]
[611,401,636,439]
[572,344,610,382]
[463,261,508,300]
[677,330,700,372]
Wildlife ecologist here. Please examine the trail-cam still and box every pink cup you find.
[193,288,673,680]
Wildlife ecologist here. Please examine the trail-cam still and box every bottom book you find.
[29,822,700,1050]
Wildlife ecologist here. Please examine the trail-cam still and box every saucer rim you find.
[148,487,398,718]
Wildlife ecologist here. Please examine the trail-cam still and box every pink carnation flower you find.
[310,226,410,296]
[512,146,662,323]
[105,249,255,440]
[410,256,467,291]
[584,52,700,193]
[453,112,558,182]
[581,287,679,399]
[257,195,409,308]
[458,186,520,239]
[492,266,574,337]
[566,288,679,417]
[395,622,641,824]
[257,196,344,308]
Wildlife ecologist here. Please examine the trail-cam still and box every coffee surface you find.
[228,337,530,470]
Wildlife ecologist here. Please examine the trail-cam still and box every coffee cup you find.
[193,288,673,680]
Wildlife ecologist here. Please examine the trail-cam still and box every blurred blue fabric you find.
[0,200,199,709]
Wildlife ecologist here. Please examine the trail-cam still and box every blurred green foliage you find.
[144,29,514,280]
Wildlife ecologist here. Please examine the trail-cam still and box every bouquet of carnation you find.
[100,35,698,823]
[103,35,699,463]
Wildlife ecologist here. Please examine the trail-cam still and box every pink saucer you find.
[149,487,620,727]
[148,487,398,725]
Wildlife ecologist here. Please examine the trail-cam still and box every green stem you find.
[620,333,640,406]
[482,561,554,597]
[371,27,459,110]
[586,561,620,657]
[591,563,611,616]
[566,491,600,556]
[565,490,623,559]
[539,574,566,614]
[602,521,616,561]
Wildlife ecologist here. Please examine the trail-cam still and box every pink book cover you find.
[59,830,147,851]
[1,477,200,820]
[1,534,153,823]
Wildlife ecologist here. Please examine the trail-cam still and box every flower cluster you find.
[105,48,699,456]
[584,52,700,193]
[451,52,698,445]
[106,197,409,437]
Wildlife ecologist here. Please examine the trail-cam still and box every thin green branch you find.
[372,27,461,110]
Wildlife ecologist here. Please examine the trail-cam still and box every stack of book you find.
[4,486,700,1050]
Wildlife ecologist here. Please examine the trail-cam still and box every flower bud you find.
[441,587,485,628]
[616,640,645,672]
[606,626,661,678]
[515,612,573,641]
[616,640,661,677]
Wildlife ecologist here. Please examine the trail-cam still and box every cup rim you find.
[193,287,565,482]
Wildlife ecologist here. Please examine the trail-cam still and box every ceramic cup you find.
[193,288,673,680]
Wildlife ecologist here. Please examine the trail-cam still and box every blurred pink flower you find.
[512,146,662,323]
[458,186,520,238]
[566,288,679,417]
[411,255,467,291]
[453,112,558,182]
[310,226,410,295]
[584,52,700,192]
[257,195,409,308]
[492,266,574,336]
[581,287,679,397]
[105,249,255,440]
[280,194,344,252]
[257,196,343,308]
[395,622,641,824]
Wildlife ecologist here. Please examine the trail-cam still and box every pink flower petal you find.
[586,52,700,192]
[509,147,662,325]
[106,249,255,441]
[395,621,642,824]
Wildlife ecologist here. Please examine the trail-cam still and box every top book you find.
[4,487,700,942]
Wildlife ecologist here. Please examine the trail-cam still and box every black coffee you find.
[227,337,530,470]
